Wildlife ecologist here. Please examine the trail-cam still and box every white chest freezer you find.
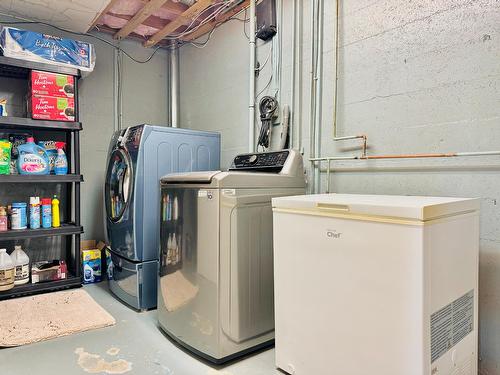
[272,194,479,375]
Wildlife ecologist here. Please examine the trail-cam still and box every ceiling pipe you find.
[248,0,256,152]
[313,0,325,194]
[308,0,318,194]
[170,47,180,128]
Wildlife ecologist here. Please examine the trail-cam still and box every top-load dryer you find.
[104,124,220,310]
[157,149,305,363]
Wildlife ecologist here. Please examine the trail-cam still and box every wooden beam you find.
[181,0,249,43]
[94,24,170,47]
[108,11,169,30]
[114,0,169,40]
[144,0,213,47]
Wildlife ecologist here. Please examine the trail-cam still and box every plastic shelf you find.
[0,116,82,131]
[0,174,83,183]
[0,55,81,78]
[0,275,82,300]
[0,224,83,241]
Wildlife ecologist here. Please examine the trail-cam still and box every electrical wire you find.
[166,1,231,39]
[0,18,163,63]
[257,42,273,72]
[257,96,278,150]
[180,10,250,49]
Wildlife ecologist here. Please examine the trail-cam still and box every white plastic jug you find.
[0,248,15,291]
[11,245,29,285]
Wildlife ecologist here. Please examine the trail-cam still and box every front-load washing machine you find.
[157,149,305,363]
[104,124,220,310]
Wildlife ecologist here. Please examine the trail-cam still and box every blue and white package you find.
[0,26,95,72]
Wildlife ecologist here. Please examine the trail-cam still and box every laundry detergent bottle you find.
[17,137,50,175]
[54,146,68,175]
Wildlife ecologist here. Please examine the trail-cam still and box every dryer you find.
[157,149,305,363]
[104,124,220,310]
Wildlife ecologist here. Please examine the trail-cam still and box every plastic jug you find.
[0,248,14,291]
[11,245,29,285]
[17,137,50,175]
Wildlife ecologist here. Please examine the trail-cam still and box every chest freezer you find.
[272,194,479,375]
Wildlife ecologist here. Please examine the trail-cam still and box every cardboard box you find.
[30,70,75,98]
[81,240,106,284]
[31,260,67,284]
[28,95,75,121]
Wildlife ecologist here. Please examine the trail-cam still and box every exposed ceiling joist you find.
[143,0,213,48]
[114,0,169,40]
[181,0,248,42]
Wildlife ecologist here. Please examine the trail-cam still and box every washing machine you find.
[157,149,305,363]
[104,124,220,310]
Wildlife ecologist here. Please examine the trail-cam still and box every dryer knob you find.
[248,154,258,164]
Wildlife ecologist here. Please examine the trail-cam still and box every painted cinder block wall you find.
[179,0,500,373]
[0,17,170,241]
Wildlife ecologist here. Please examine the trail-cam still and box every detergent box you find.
[81,240,106,284]
[30,70,75,98]
[0,26,95,72]
[28,95,75,121]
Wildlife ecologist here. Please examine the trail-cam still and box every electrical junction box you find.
[256,0,277,41]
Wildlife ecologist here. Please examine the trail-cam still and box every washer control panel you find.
[229,150,290,172]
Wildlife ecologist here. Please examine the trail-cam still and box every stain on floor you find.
[106,347,121,356]
[75,347,132,374]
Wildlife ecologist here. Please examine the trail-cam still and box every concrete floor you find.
[0,283,281,375]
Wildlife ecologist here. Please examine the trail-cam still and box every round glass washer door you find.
[105,148,132,222]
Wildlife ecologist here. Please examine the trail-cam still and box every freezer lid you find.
[272,194,480,221]
[161,171,221,184]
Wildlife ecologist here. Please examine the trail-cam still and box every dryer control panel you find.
[229,150,290,172]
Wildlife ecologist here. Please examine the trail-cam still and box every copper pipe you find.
[361,152,456,160]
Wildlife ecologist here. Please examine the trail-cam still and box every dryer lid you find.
[161,171,221,184]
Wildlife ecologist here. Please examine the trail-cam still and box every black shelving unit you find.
[0,57,83,300]
[0,116,82,131]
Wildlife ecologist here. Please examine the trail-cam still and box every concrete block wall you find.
[179,0,500,373]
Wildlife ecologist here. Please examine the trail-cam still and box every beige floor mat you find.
[0,288,115,347]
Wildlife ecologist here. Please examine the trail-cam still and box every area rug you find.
[0,288,116,347]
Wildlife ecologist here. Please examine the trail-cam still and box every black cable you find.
[257,96,278,149]
[0,20,163,63]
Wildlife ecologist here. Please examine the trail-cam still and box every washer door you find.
[105,148,133,223]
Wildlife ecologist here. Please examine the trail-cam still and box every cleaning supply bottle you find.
[0,139,12,175]
[54,146,68,175]
[11,202,27,230]
[0,248,14,291]
[16,137,50,175]
[11,245,29,285]
[0,206,7,232]
[29,196,40,229]
[41,198,52,228]
[52,196,60,227]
